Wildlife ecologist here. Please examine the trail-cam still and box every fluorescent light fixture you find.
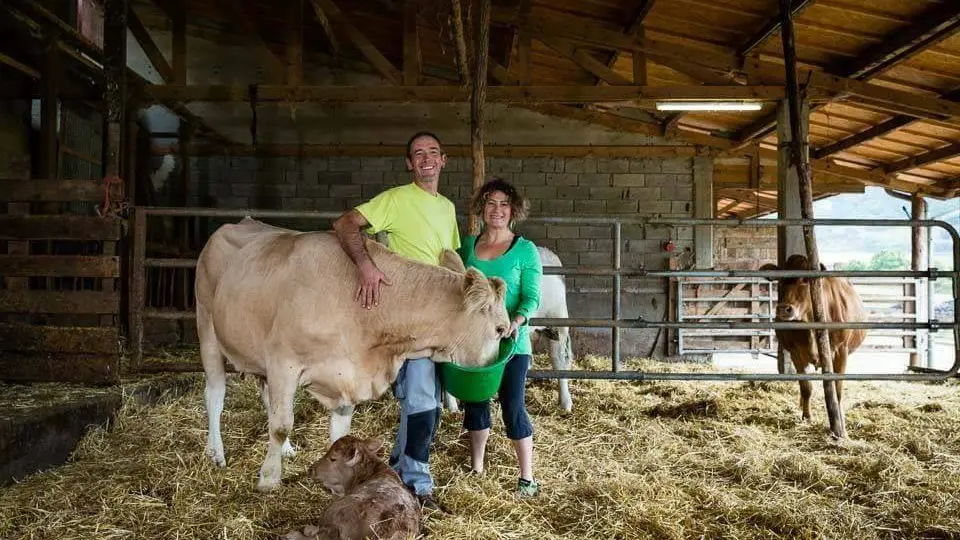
[655,101,763,111]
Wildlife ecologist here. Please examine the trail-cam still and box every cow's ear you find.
[439,249,466,273]
[820,263,827,271]
[345,446,360,466]
[463,267,493,313]
[758,263,778,281]
[488,277,507,304]
[364,437,384,454]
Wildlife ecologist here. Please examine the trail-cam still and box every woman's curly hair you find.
[469,177,530,227]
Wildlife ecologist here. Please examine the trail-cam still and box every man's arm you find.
[333,209,391,309]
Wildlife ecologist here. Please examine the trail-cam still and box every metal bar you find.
[612,222,622,372]
[146,258,197,268]
[144,309,196,319]
[529,318,956,331]
[682,296,774,302]
[539,268,957,279]
[526,368,960,381]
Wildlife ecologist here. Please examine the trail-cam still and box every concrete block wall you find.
[182,153,698,358]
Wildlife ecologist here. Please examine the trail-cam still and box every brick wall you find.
[713,226,778,269]
[180,153,700,358]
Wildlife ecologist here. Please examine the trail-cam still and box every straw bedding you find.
[1,354,959,540]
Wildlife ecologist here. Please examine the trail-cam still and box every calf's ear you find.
[440,249,466,273]
[364,437,384,454]
[345,446,360,467]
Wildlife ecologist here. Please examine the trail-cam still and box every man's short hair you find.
[406,131,443,159]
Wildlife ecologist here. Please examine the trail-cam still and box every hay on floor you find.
[1,354,959,540]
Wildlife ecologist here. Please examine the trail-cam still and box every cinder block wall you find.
[183,153,698,358]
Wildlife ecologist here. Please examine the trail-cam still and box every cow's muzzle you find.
[775,304,798,321]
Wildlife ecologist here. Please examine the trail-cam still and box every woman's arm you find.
[511,242,543,329]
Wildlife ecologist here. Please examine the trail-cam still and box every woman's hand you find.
[507,316,526,338]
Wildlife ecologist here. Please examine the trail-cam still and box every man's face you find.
[406,135,446,182]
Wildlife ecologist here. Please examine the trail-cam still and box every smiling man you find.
[332,131,460,513]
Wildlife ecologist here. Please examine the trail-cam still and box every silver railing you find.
[128,208,960,382]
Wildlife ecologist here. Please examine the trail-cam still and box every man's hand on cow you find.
[357,261,392,309]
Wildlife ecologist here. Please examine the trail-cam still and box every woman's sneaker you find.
[517,478,539,498]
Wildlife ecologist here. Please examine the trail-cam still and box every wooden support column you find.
[776,100,805,263]
[693,157,713,269]
[104,0,128,181]
[171,0,187,84]
[104,0,128,336]
[286,0,304,86]
[469,0,490,234]
[40,37,61,184]
[778,0,844,439]
[633,27,647,85]
[452,0,471,85]
[403,0,421,85]
[910,194,928,368]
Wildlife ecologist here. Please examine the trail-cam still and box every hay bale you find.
[1,353,958,539]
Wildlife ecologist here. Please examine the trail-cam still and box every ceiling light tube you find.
[655,101,763,111]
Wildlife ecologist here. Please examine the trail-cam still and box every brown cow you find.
[760,254,867,421]
[195,217,511,491]
[284,435,420,540]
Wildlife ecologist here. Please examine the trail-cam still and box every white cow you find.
[196,217,511,491]
[443,245,575,413]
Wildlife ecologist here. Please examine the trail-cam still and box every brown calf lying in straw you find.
[285,436,420,540]
[761,254,867,421]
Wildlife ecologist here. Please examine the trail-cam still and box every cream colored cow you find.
[195,217,511,491]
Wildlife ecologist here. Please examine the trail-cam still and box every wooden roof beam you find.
[491,7,739,75]
[812,87,960,159]
[308,0,340,54]
[127,6,173,82]
[603,0,654,81]
[883,142,960,175]
[141,84,788,104]
[737,0,815,57]
[537,36,633,86]
[834,3,960,81]
[309,0,402,85]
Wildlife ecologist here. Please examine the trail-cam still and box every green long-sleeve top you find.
[458,234,543,355]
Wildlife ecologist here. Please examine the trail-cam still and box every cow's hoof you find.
[206,447,226,468]
[281,439,297,458]
[256,475,281,492]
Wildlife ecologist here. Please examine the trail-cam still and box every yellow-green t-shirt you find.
[355,182,461,266]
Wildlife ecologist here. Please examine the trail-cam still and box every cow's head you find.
[432,267,511,367]
[761,254,826,322]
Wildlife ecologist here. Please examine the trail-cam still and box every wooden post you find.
[776,99,805,376]
[910,194,928,367]
[451,0,470,85]
[778,0,845,439]
[633,27,647,85]
[403,0,421,86]
[172,0,187,85]
[693,157,713,269]
[104,0,128,339]
[286,0,303,86]
[40,37,60,184]
[469,0,490,235]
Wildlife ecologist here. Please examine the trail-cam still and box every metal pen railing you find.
[127,208,960,383]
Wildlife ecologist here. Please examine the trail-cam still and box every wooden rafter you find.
[127,7,173,82]
[170,0,186,84]
[833,3,960,81]
[737,0,816,57]
[309,0,402,85]
[491,7,739,74]
[813,88,960,159]
[537,36,632,86]
[214,0,284,79]
[602,0,654,84]
[883,143,960,175]
[308,0,340,54]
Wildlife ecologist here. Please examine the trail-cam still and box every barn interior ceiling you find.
[1,0,958,219]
